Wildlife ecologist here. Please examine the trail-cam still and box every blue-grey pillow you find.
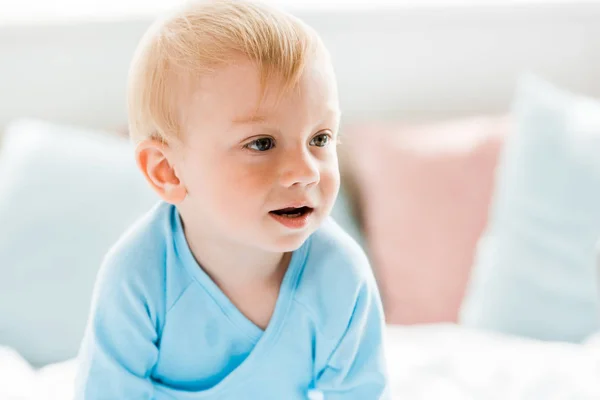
[0,119,158,366]
[459,75,600,342]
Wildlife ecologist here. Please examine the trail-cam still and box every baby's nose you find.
[279,151,320,188]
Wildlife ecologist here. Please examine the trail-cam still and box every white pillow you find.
[0,119,158,367]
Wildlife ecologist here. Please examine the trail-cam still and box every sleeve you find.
[314,276,391,399]
[73,255,160,400]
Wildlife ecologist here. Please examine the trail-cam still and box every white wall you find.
[1,2,600,132]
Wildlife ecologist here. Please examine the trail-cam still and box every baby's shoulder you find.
[302,216,372,286]
[294,217,375,330]
[94,202,173,302]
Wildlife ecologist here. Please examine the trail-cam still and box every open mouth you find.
[269,206,313,218]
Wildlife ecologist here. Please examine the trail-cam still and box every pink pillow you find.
[343,117,508,324]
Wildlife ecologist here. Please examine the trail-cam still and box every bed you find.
[2,324,600,399]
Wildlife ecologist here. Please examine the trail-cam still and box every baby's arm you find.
[313,273,391,399]
[74,254,160,399]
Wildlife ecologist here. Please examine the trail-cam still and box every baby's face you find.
[174,54,340,252]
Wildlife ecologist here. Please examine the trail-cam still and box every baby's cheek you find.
[320,163,340,196]
[220,162,274,198]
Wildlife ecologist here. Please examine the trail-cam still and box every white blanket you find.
[0,346,76,400]
[385,324,600,399]
[2,324,599,400]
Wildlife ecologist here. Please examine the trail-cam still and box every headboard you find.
[1,2,600,132]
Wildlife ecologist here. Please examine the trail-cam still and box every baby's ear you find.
[135,138,187,204]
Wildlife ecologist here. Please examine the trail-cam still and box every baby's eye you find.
[310,133,331,147]
[246,137,275,152]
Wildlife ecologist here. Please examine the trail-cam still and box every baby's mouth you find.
[269,206,314,218]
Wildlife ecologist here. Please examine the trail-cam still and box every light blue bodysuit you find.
[75,202,390,399]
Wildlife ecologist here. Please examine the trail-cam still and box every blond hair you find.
[127,0,322,143]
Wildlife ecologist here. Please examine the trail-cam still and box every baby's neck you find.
[180,216,289,290]
[180,215,291,329]
[195,238,289,290]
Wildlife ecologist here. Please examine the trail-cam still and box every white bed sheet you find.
[385,324,600,399]
[2,324,599,399]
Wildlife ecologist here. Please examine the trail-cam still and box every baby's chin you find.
[260,232,313,254]
[257,224,319,254]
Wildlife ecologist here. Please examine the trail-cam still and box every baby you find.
[74,0,389,398]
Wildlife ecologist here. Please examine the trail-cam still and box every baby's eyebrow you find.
[231,114,269,125]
